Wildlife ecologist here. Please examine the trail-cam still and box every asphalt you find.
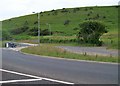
[2,72,59,84]
[2,48,118,84]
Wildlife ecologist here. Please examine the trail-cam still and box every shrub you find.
[53,11,58,15]
[73,27,79,30]
[9,19,11,21]
[41,29,52,36]
[103,16,106,19]
[87,13,90,16]
[51,9,55,12]
[77,20,108,45]
[84,8,88,11]
[11,26,29,35]
[34,21,38,24]
[27,27,38,36]
[61,8,68,13]
[73,9,76,13]
[48,13,50,16]
[64,20,70,25]
[40,12,43,14]
[2,30,12,40]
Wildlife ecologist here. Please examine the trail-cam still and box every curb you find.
[19,49,118,65]
[8,42,118,65]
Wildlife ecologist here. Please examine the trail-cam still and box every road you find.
[1,48,118,84]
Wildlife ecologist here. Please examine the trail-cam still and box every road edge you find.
[19,49,118,65]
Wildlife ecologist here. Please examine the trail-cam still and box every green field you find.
[2,5,119,49]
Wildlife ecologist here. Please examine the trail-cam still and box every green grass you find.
[100,32,118,49]
[2,6,118,35]
[21,44,118,63]
[2,5,119,49]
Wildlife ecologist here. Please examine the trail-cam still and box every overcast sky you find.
[0,0,119,21]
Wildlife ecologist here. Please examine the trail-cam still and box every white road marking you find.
[0,69,74,84]
[0,79,42,84]
[0,69,42,79]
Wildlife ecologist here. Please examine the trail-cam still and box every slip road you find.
[2,49,118,84]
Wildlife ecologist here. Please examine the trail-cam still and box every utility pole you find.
[38,13,40,46]
[33,12,40,45]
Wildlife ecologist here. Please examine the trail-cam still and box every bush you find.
[64,20,70,25]
[61,8,68,13]
[41,29,52,36]
[77,20,108,45]
[11,26,29,35]
[34,21,38,24]
[27,27,38,36]
[2,30,12,40]
[73,27,79,30]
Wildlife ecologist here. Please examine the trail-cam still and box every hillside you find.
[2,5,119,49]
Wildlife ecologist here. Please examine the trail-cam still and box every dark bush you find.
[48,13,50,16]
[115,6,118,8]
[73,27,79,30]
[90,11,93,14]
[84,8,88,11]
[103,16,106,19]
[64,20,70,25]
[96,14,100,18]
[77,20,107,45]
[40,12,43,14]
[24,21,28,25]
[73,9,76,13]
[27,27,38,36]
[52,11,58,15]
[34,21,38,24]
[75,8,80,11]
[9,19,11,21]
[87,13,90,16]
[11,26,29,35]
[61,8,68,13]
[89,7,93,10]
[51,9,55,12]
[41,29,52,36]
[2,30,12,40]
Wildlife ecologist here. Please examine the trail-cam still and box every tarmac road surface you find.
[1,48,118,84]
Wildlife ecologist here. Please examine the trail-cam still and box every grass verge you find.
[21,44,118,63]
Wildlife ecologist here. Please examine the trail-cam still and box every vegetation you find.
[77,21,107,46]
[21,45,118,63]
[2,5,119,49]
[2,30,12,40]
[11,26,29,35]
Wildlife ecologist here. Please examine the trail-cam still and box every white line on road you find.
[0,69,74,84]
[0,79,42,84]
[0,69,43,79]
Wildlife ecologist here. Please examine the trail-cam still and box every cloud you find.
[0,0,119,20]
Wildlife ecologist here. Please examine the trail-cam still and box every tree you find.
[11,26,29,35]
[2,30,12,40]
[27,27,38,36]
[77,21,107,45]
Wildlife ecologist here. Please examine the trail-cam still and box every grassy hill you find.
[2,5,119,49]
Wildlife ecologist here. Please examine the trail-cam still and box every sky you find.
[0,0,119,21]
